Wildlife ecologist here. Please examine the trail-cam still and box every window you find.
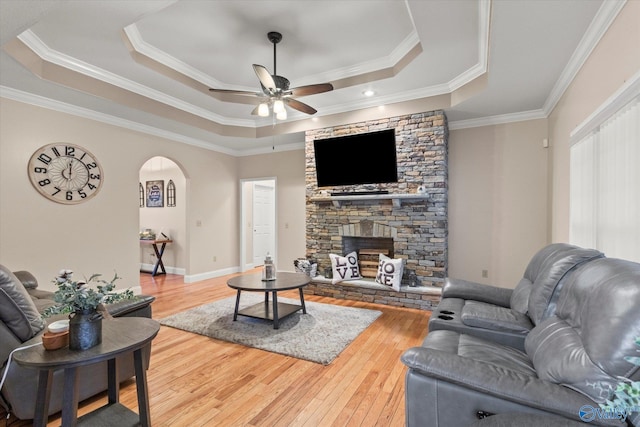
[570,81,639,262]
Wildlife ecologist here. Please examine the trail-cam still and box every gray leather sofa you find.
[0,264,155,421]
[401,257,640,427]
[429,243,604,350]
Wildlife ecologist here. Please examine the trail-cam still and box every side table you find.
[140,239,172,276]
[13,317,160,427]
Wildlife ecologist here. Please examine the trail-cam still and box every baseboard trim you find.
[140,263,185,276]
[184,266,239,283]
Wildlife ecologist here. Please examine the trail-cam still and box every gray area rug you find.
[159,294,382,365]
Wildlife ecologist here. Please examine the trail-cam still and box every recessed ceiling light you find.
[363,90,375,97]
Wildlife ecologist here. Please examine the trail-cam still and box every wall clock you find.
[27,143,103,204]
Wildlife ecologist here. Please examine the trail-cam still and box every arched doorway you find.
[139,156,187,276]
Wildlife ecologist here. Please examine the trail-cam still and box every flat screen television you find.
[313,129,398,187]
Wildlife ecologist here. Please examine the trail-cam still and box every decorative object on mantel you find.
[261,253,276,281]
[42,269,135,350]
[416,184,427,194]
[293,258,318,277]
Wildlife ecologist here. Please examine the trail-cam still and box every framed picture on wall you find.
[146,180,164,208]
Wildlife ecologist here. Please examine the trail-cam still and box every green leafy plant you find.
[42,269,135,317]
[602,336,640,413]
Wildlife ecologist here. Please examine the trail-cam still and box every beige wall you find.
[0,98,239,289]
[549,0,640,242]
[449,119,549,287]
[237,150,307,272]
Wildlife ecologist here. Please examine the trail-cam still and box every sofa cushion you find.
[375,253,404,291]
[329,251,362,284]
[420,330,538,377]
[525,258,640,403]
[0,265,45,341]
[461,301,533,334]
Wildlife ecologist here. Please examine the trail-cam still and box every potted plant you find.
[43,269,136,350]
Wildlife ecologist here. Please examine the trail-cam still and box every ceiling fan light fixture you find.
[258,103,269,117]
[276,109,287,120]
[273,99,285,114]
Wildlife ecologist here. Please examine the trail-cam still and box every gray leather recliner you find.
[401,257,640,427]
[429,243,604,350]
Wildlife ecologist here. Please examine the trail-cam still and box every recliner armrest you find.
[441,278,513,307]
[106,295,155,318]
[401,346,599,423]
[12,271,38,289]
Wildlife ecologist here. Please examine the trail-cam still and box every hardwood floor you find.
[3,270,431,426]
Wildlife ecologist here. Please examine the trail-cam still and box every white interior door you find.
[252,183,275,266]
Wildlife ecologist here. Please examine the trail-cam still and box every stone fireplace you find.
[303,110,448,310]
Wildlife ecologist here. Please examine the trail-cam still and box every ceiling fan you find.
[209,31,333,120]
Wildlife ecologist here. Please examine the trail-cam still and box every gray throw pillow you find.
[0,265,45,342]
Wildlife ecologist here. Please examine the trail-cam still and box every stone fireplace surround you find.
[303,111,448,310]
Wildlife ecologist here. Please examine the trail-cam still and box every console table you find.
[13,317,160,427]
[140,239,172,276]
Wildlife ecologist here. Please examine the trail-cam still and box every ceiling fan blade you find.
[208,88,263,105]
[208,88,257,96]
[289,83,334,97]
[253,64,276,92]
[285,98,317,115]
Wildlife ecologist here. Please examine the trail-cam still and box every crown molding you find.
[0,86,240,156]
[123,24,254,92]
[447,0,491,92]
[570,69,640,143]
[16,29,257,129]
[542,0,627,116]
[448,109,546,131]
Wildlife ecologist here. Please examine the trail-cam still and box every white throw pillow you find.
[329,251,362,284]
[375,253,404,291]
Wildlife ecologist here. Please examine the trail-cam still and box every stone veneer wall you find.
[304,110,448,309]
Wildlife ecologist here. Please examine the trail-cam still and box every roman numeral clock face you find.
[27,143,103,204]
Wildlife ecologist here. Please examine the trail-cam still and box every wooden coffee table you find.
[226,271,311,329]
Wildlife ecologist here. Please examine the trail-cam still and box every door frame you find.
[239,177,277,272]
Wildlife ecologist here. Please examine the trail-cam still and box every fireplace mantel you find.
[310,193,429,207]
